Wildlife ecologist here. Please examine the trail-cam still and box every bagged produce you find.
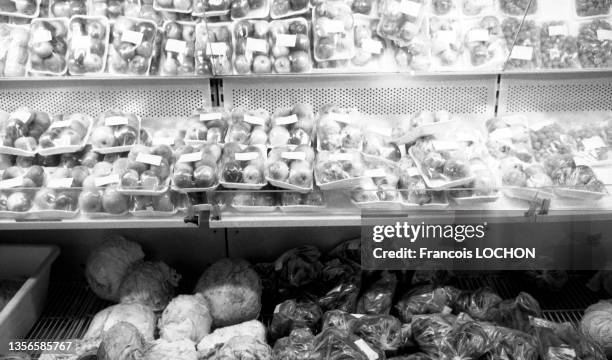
[321,310,358,333]
[195,258,262,327]
[396,285,460,323]
[487,292,541,333]
[411,313,455,356]
[207,336,272,360]
[97,322,147,360]
[453,288,502,321]
[484,325,539,360]
[388,354,430,360]
[107,16,158,75]
[159,294,212,343]
[438,321,492,360]
[356,271,397,315]
[580,300,612,356]
[534,319,606,360]
[316,105,363,152]
[85,235,144,301]
[272,328,315,360]
[317,258,361,312]
[269,299,323,340]
[587,270,612,295]
[352,314,403,352]
[311,328,383,360]
[274,245,323,288]
[84,303,156,341]
[411,269,452,286]
[144,339,198,360]
[328,239,361,265]
[118,260,181,311]
[197,320,266,355]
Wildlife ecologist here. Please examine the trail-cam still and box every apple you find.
[194,165,217,188]
[114,125,138,146]
[121,169,140,188]
[222,161,242,183]
[128,55,148,74]
[173,145,195,163]
[289,21,308,35]
[107,0,122,17]
[55,190,78,211]
[274,57,291,73]
[315,37,334,59]
[102,186,128,214]
[234,55,250,74]
[153,192,173,211]
[172,166,193,188]
[117,42,136,60]
[150,158,170,180]
[253,21,268,39]
[182,25,195,43]
[293,104,314,133]
[140,170,160,189]
[137,22,156,41]
[92,161,113,177]
[52,1,71,16]
[34,188,56,210]
[152,144,173,163]
[290,50,310,72]
[32,41,54,58]
[271,46,290,59]
[269,126,291,147]
[231,0,249,18]
[295,144,315,163]
[185,120,207,141]
[87,21,106,40]
[51,167,72,180]
[71,166,90,187]
[250,127,267,145]
[252,55,272,73]
[242,164,262,184]
[227,123,250,144]
[173,0,191,11]
[222,142,242,160]
[24,165,45,187]
[289,128,310,145]
[164,21,182,39]
[59,153,79,168]
[136,41,153,58]
[7,192,31,212]
[13,137,37,151]
[79,190,102,213]
[35,155,58,167]
[288,166,312,187]
[44,54,66,73]
[2,166,22,180]
[268,160,289,181]
[69,0,87,15]
[81,149,99,168]
[294,34,310,51]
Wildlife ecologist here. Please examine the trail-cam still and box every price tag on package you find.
[206,42,228,56]
[276,34,297,47]
[48,177,74,188]
[361,39,383,54]
[322,20,345,34]
[32,29,52,43]
[330,113,352,124]
[597,29,612,41]
[200,112,223,121]
[329,153,353,161]
[399,0,422,16]
[136,153,162,166]
[489,127,513,141]
[548,25,568,37]
[367,126,392,137]
[510,45,533,61]
[95,174,120,187]
[153,137,175,146]
[548,48,561,60]
[468,29,489,43]
[275,114,298,126]
[0,177,23,189]
[281,151,306,160]
[365,168,386,177]
[244,114,265,126]
[432,140,459,151]
[436,30,456,44]
[582,136,606,151]
[165,39,187,54]
[354,339,379,360]
[121,30,143,46]
[406,167,420,177]
[104,116,128,126]
[11,110,31,122]
[49,119,72,129]
[72,35,91,49]
[530,119,554,131]
[246,37,268,53]
[235,152,259,161]
[178,151,203,163]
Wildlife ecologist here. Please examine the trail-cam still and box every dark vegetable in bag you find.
[317,259,361,312]
[274,246,324,288]
[532,319,606,360]
[311,328,384,360]
[486,292,541,333]
[396,286,460,323]
[438,321,492,360]
[388,353,431,360]
[321,310,358,333]
[328,239,361,265]
[269,299,323,340]
[272,328,316,360]
[411,314,455,356]
[411,270,452,286]
[484,325,539,360]
[357,271,397,315]
[352,314,403,352]
[454,288,502,320]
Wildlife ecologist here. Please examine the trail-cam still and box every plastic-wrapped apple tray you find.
[117,176,170,196]
[393,119,458,144]
[408,147,476,190]
[229,0,271,20]
[0,0,41,18]
[27,18,70,76]
[315,174,367,190]
[36,120,93,157]
[502,186,554,202]
[91,115,142,155]
[266,177,312,193]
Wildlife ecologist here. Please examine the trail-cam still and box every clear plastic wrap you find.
[573,0,611,18]
[356,271,397,315]
[88,0,141,19]
[279,191,326,212]
[37,113,93,156]
[269,299,323,340]
[397,156,449,208]
[67,15,109,75]
[328,238,361,265]
[274,245,323,288]
[230,191,278,211]
[154,0,192,14]
[317,105,363,152]
[484,325,539,360]
[539,20,580,69]
[311,327,383,360]
[315,150,365,190]
[350,161,401,208]
[49,0,86,16]
[226,107,271,145]
[499,157,553,201]
[486,292,541,333]
[396,285,460,323]
[393,110,456,145]
[218,142,267,189]
[28,18,69,76]
[577,18,612,69]
[171,143,221,192]
[502,17,540,70]
[117,144,172,195]
[528,117,577,162]
[272,328,316,360]
[438,320,493,360]
[195,21,233,76]
[411,313,455,356]
[498,0,536,15]
[230,0,270,19]
[429,16,465,70]
[184,107,230,145]
[362,125,402,163]
[321,309,358,333]
[266,145,315,192]
[91,110,140,154]
[533,318,607,360]
[269,104,315,147]
[544,155,607,199]
[463,14,507,70]
[317,258,361,313]
[232,20,273,74]
[0,108,51,157]
[352,17,395,71]
[352,314,403,352]
[0,24,30,77]
[313,1,355,61]
[449,158,500,204]
[0,0,40,17]
[129,192,177,216]
[377,0,426,44]
[107,16,157,75]
[270,0,308,19]
[268,18,312,73]
[159,20,196,76]
[453,287,502,321]
[485,115,534,163]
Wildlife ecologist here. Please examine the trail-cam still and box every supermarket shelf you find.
[0,216,195,230]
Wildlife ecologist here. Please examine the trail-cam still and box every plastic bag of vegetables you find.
[580,300,612,357]
[327,239,361,265]
[321,310,358,333]
[437,321,492,360]
[483,325,538,360]
[311,328,384,360]
[533,319,606,360]
[411,313,455,356]
[352,314,403,352]
[274,246,324,288]
[486,292,541,333]
[269,299,323,340]
[396,285,460,323]
[453,288,502,321]
[317,259,361,312]
[356,271,397,315]
[272,328,316,360]
[411,269,453,286]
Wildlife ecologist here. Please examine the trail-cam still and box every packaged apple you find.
[393,23,431,71]
[362,123,402,164]
[225,107,270,145]
[543,154,608,200]
[397,156,449,209]
[268,18,312,73]
[0,108,51,157]
[428,16,465,70]
[192,0,231,16]
[268,103,315,147]
[279,190,326,212]
[67,16,110,75]
[230,191,277,212]
[499,156,553,201]
[462,0,495,16]
[88,0,141,20]
[316,104,363,152]
[195,22,233,76]
[350,160,402,210]
[129,191,178,216]
[577,18,612,69]
[501,17,541,70]
[0,0,40,17]
[154,0,192,14]
[171,142,222,192]
[270,0,308,19]
[0,24,30,77]
[376,0,426,45]
[160,20,196,75]
[90,110,141,154]
[182,108,230,145]
[36,113,93,156]
[0,189,36,218]
[73,155,129,216]
[313,2,355,62]
[28,18,69,76]
[107,16,158,76]
[485,115,534,163]
[49,0,86,17]
[79,185,130,217]
[351,17,395,70]
[538,20,580,69]
[117,144,173,195]
[448,158,501,204]
[315,150,365,190]
[229,0,270,20]
[528,115,577,162]
[28,187,81,219]
[554,112,612,165]
[463,15,507,70]
[498,0,537,15]
[392,110,457,144]
[573,0,611,18]
[265,145,315,192]
[233,20,273,74]
[219,142,267,189]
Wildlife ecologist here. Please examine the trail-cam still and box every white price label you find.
[121,30,143,45]
[468,29,489,42]
[331,113,352,124]
[235,152,259,161]
[489,127,513,141]
[529,316,556,329]
[351,314,364,318]
[503,114,526,125]
[548,25,567,37]
[165,39,187,54]
[432,140,459,151]
[0,176,23,189]
[530,119,554,131]
[406,167,420,177]
[48,177,73,188]
[274,304,281,313]
[11,110,31,122]
[548,48,561,60]
[206,42,228,56]
[275,114,298,126]
[361,39,383,54]
[95,174,120,187]
[246,37,268,53]
[178,151,203,163]
[322,20,345,33]
[442,305,453,314]
[105,116,129,126]
[399,0,422,16]
[435,30,456,44]
[281,151,306,160]
[276,34,297,47]
[244,114,265,126]
[33,29,52,43]
[136,153,162,166]
[582,136,606,150]
[153,137,175,146]
[597,29,612,41]
[72,35,91,49]
[329,153,353,161]
[366,126,392,137]
[199,112,223,121]
[354,339,379,360]
[365,168,386,177]
[49,119,72,129]
[510,45,533,61]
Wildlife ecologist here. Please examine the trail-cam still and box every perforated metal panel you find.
[0,78,212,120]
[223,75,498,117]
[498,72,612,114]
